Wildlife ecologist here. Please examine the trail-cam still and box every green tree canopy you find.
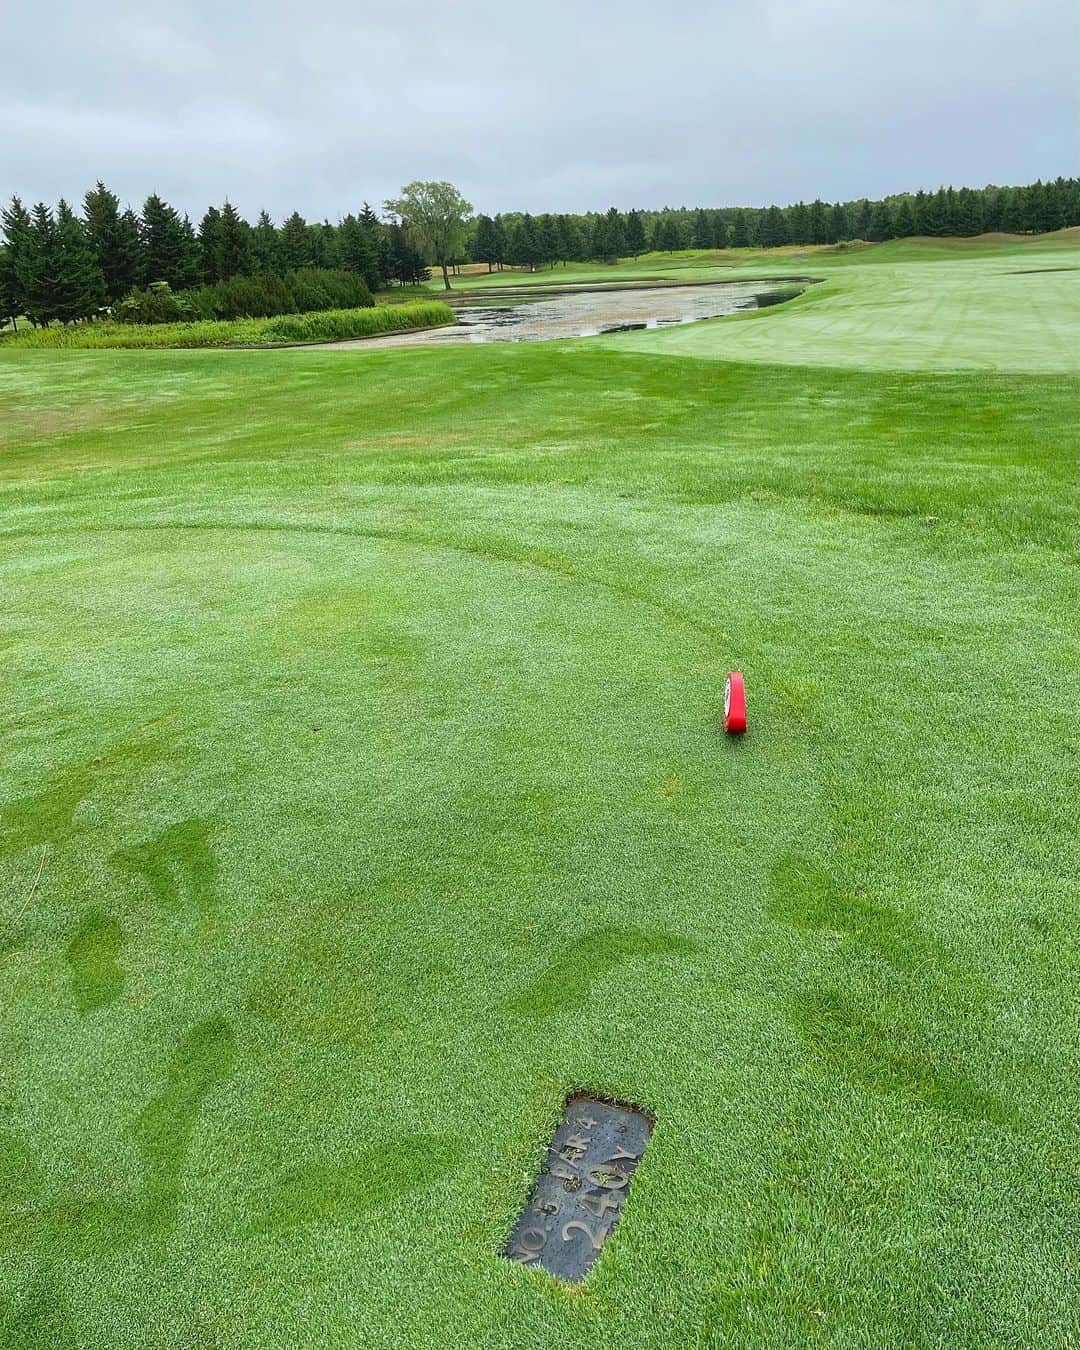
[385,180,473,291]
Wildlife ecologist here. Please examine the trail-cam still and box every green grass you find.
[0,301,455,350]
[0,235,1076,1348]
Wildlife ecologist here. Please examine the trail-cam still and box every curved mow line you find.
[0,518,729,647]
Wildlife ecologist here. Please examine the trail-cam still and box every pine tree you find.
[1,197,34,324]
[23,203,64,325]
[999,188,1025,233]
[142,195,199,289]
[199,206,223,284]
[537,215,560,269]
[54,199,105,321]
[83,182,141,302]
[472,214,500,271]
[692,208,712,249]
[337,214,381,290]
[787,202,810,245]
[0,243,16,328]
[218,202,252,278]
[728,209,750,249]
[954,187,983,237]
[604,206,626,258]
[251,210,280,272]
[555,215,581,264]
[891,198,915,238]
[761,205,787,248]
[826,203,847,244]
[867,200,894,241]
[625,210,647,257]
[806,199,828,244]
[279,212,313,269]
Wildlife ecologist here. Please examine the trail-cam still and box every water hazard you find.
[327,278,808,349]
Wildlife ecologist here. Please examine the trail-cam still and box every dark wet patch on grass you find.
[65,908,125,1011]
[791,989,1017,1128]
[769,853,930,970]
[0,1273,79,1349]
[133,1014,237,1223]
[0,733,176,858]
[504,925,698,1015]
[0,1129,44,1208]
[111,817,218,918]
[253,1133,462,1234]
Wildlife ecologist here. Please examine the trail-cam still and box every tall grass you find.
[0,301,456,350]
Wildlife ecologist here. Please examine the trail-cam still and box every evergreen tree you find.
[279,212,313,269]
[891,198,915,238]
[807,199,828,244]
[83,182,141,303]
[691,208,712,249]
[728,208,750,248]
[251,210,280,272]
[54,199,105,321]
[307,222,332,268]
[625,209,647,257]
[556,215,582,264]
[141,195,198,289]
[198,205,223,283]
[787,201,810,244]
[23,203,64,324]
[472,214,500,271]
[955,187,983,236]
[827,203,847,243]
[218,201,252,278]
[537,214,560,269]
[867,199,894,241]
[761,204,787,247]
[508,214,540,270]
[0,197,34,324]
[924,188,948,236]
[336,213,381,290]
[999,188,1025,233]
[385,223,427,285]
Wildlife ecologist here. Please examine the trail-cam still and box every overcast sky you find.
[4,1,1076,222]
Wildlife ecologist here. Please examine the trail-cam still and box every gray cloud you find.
[3,0,1075,221]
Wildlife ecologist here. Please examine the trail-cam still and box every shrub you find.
[112,282,199,325]
[0,300,455,349]
[111,269,375,325]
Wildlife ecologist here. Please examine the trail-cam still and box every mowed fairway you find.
[0,237,1077,1348]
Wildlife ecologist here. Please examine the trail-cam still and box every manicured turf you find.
[0,235,1076,1348]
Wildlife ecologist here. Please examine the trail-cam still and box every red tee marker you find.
[723,672,746,734]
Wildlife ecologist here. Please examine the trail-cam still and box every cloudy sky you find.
[4,1,1076,221]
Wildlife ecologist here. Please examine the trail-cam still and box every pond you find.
[326,278,810,349]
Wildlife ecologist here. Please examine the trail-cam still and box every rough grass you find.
[0,301,455,350]
[0,235,1076,1348]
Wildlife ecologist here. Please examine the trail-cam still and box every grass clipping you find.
[0,300,456,350]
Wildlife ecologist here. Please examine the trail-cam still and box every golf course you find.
[1,231,1077,1347]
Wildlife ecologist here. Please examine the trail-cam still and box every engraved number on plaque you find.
[562,1219,607,1250]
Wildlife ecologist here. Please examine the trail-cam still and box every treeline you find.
[2,174,1076,327]
[469,176,1080,269]
[0,184,428,327]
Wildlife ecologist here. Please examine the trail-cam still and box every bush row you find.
[112,269,374,324]
[0,301,456,349]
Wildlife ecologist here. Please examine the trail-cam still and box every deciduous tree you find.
[385,180,473,291]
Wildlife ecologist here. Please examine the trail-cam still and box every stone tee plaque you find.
[505,1095,653,1281]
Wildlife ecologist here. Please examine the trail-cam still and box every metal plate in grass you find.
[505,1095,652,1281]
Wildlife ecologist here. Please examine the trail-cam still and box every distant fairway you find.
[0,235,1076,1348]
[599,242,1080,373]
